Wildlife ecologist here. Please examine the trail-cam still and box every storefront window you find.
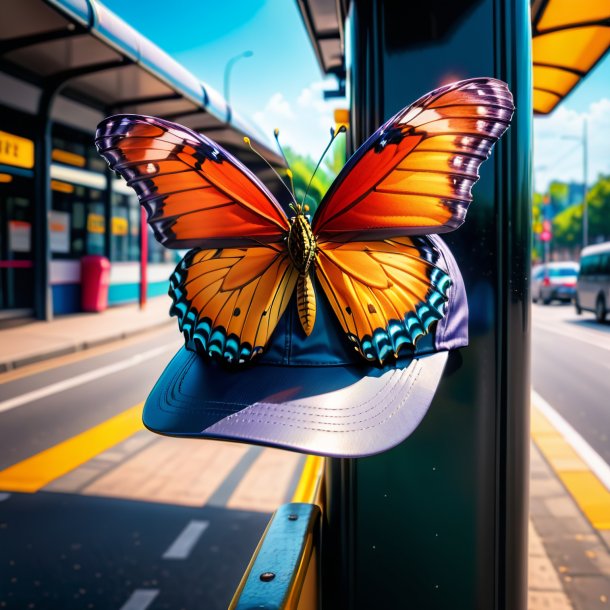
[111,193,140,262]
[51,185,107,259]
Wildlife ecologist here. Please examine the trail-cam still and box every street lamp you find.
[561,118,588,248]
[223,50,253,122]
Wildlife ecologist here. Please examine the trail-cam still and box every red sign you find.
[540,230,552,242]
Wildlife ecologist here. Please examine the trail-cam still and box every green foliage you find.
[283,143,346,214]
[549,180,569,210]
[538,174,610,252]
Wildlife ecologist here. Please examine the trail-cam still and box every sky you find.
[102,0,344,161]
[534,54,610,193]
[103,0,610,191]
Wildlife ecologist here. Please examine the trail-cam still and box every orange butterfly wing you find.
[312,78,514,238]
[95,115,289,248]
[170,244,298,363]
[315,237,451,362]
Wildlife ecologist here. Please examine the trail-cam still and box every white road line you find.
[119,589,159,610]
[533,320,610,351]
[532,390,610,491]
[162,520,209,560]
[0,492,10,502]
[0,345,174,414]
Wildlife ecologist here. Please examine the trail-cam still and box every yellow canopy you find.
[532,0,610,114]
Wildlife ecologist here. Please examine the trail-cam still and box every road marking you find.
[119,589,160,610]
[206,446,263,507]
[0,492,10,502]
[533,319,610,352]
[531,390,610,530]
[162,520,209,560]
[0,403,143,493]
[0,326,175,384]
[0,345,173,414]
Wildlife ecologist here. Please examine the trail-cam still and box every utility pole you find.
[582,117,588,248]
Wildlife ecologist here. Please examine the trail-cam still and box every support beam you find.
[33,58,132,320]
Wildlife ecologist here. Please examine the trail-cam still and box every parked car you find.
[575,242,610,322]
[531,261,580,305]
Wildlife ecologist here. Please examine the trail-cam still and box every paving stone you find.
[528,590,573,610]
[564,575,610,610]
[529,555,564,591]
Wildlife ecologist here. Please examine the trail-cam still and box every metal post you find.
[33,101,53,321]
[582,117,588,248]
[104,167,113,260]
[139,207,148,310]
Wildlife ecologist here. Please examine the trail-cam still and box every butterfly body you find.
[95,77,514,366]
[287,211,318,335]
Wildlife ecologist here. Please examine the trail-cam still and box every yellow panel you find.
[538,0,610,33]
[0,131,34,169]
[533,65,579,95]
[533,89,561,114]
[52,148,86,168]
[533,26,610,72]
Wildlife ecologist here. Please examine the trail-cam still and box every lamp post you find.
[224,50,253,122]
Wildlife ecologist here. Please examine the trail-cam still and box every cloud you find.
[534,98,610,192]
[251,79,346,159]
[264,92,294,119]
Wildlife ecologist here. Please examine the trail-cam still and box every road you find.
[532,302,610,466]
[0,327,305,610]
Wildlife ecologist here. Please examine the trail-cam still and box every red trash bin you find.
[81,255,111,312]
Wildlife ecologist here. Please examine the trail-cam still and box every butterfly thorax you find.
[287,213,317,274]
[288,213,317,336]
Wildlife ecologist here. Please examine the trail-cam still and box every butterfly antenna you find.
[273,128,297,201]
[302,125,346,208]
[243,136,298,206]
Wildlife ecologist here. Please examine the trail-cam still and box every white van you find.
[575,242,610,322]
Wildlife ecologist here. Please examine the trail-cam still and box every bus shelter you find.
[0,0,283,321]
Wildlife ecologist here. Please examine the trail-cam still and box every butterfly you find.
[95,77,513,365]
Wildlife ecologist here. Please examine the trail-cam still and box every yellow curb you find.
[531,401,610,530]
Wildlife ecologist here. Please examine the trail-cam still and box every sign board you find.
[0,131,34,169]
[8,220,31,252]
[112,216,129,236]
[49,211,70,254]
[87,213,105,234]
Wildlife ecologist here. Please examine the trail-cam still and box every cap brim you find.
[143,347,448,458]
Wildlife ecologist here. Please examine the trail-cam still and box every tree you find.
[283,143,345,214]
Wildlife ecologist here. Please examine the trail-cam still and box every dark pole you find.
[33,90,55,321]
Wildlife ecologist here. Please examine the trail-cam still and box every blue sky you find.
[103,0,610,191]
[534,54,610,192]
[102,0,343,160]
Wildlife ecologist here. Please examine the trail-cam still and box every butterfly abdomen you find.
[297,273,316,336]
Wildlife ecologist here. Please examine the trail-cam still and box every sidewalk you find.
[0,297,173,372]
[529,398,610,609]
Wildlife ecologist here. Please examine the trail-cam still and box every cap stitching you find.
[218,364,423,433]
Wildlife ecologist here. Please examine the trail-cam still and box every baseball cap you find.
[143,233,468,458]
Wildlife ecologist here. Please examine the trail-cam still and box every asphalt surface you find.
[0,328,282,610]
[532,301,610,465]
